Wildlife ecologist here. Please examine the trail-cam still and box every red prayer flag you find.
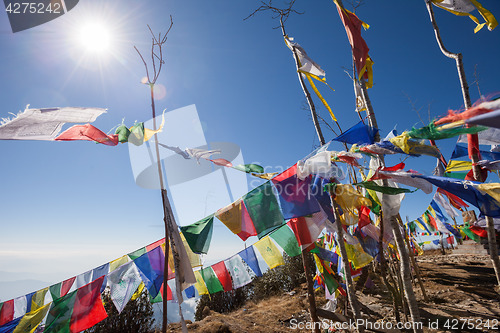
[358,206,371,228]
[237,201,258,241]
[211,261,233,292]
[334,1,370,83]
[56,124,119,146]
[146,238,165,252]
[382,162,405,172]
[470,226,488,238]
[437,188,469,210]
[273,164,298,182]
[211,158,233,167]
[0,299,14,326]
[69,276,107,333]
[159,283,173,301]
[61,276,76,298]
[287,217,313,246]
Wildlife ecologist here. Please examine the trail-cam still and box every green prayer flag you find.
[129,122,145,146]
[180,215,214,254]
[444,172,468,180]
[200,267,224,294]
[44,290,77,333]
[150,291,163,303]
[49,282,62,300]
[354,181,415,195]
[407,122,486,141]
[128,247,147,260]
[270,225,302,257]
[115,124,131,143]
[322,271,340,294]
[233,164,265,174]
[243,182,285,238]
[366,192,381,215]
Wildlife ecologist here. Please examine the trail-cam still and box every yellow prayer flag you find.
[445,160,472,172]
[476,183,500,204]
[194,270,209,295]
[215,200,243,234]
[253,236,285,269]
[109,255,129,272]
[431,0,498,32]
[131,282,145,301]
[31,287,48,312]
[13,302,51,333]
[143,111,166,142]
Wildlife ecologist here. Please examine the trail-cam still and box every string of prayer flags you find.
[332,121,378,145]
[179,215,214,254]
[211,262,233,292]
[215,199,257,241]
[269,224,302,257]
[45,276,107,333]
[0,106,106,141]
[107,261,142,314]
[243,182,285,239]
[272,173,321,220]
[431,0,498,32]
[55,124,119,146]
[224,255,253,289]
[284,36,337,122]
[200,267,224,294]
[416,175,500,217]
[254,236,285,269]
[333,0,373,88]
[238,246,262,277]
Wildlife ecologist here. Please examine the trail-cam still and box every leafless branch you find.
[244,0,302,29]
[134,16,174,85]
[402,91,426,126]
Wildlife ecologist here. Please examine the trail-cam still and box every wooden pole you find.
[425,0,500,287]
[329,192,365,333]
[281,17,325,146]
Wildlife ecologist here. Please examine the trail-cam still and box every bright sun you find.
[79,22,111,53]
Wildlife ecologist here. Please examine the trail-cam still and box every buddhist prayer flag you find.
[133,246,164,299]
[254,236,285,269]
[0,300,14,326]
[200,267,224,294]
[91,263,109,293]
[431,0,498,32]
[30,288,48,312]
[193,271,209,296]
[333,121,377,145]
[238,246,262,277]
[0,317,21,332]
[13,296,27,320]
[287,208,328,249]
[107,262,142,313]
[272,174,320,219]
[334,0,373,88]
[12,302,50,333]
[55,124,119,146]
[75,271,92,290]
[224,255,253,289]
[211,262,233,292]
[109,255,129,272]
[180,215,214,254]
[215,199,257,241]
[270,225,302,257]
[243,182,285,238]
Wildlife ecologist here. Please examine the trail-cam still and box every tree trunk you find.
[425,0,500,287]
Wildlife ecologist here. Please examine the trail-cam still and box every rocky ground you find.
[167,250,500,332]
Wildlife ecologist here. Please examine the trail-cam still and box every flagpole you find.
[424,0,500,287]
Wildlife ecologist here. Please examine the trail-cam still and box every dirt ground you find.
[167,251,500,332]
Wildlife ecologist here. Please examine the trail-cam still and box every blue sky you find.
[0,0,499,313]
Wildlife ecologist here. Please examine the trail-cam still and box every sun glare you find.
[79,21,111,53]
